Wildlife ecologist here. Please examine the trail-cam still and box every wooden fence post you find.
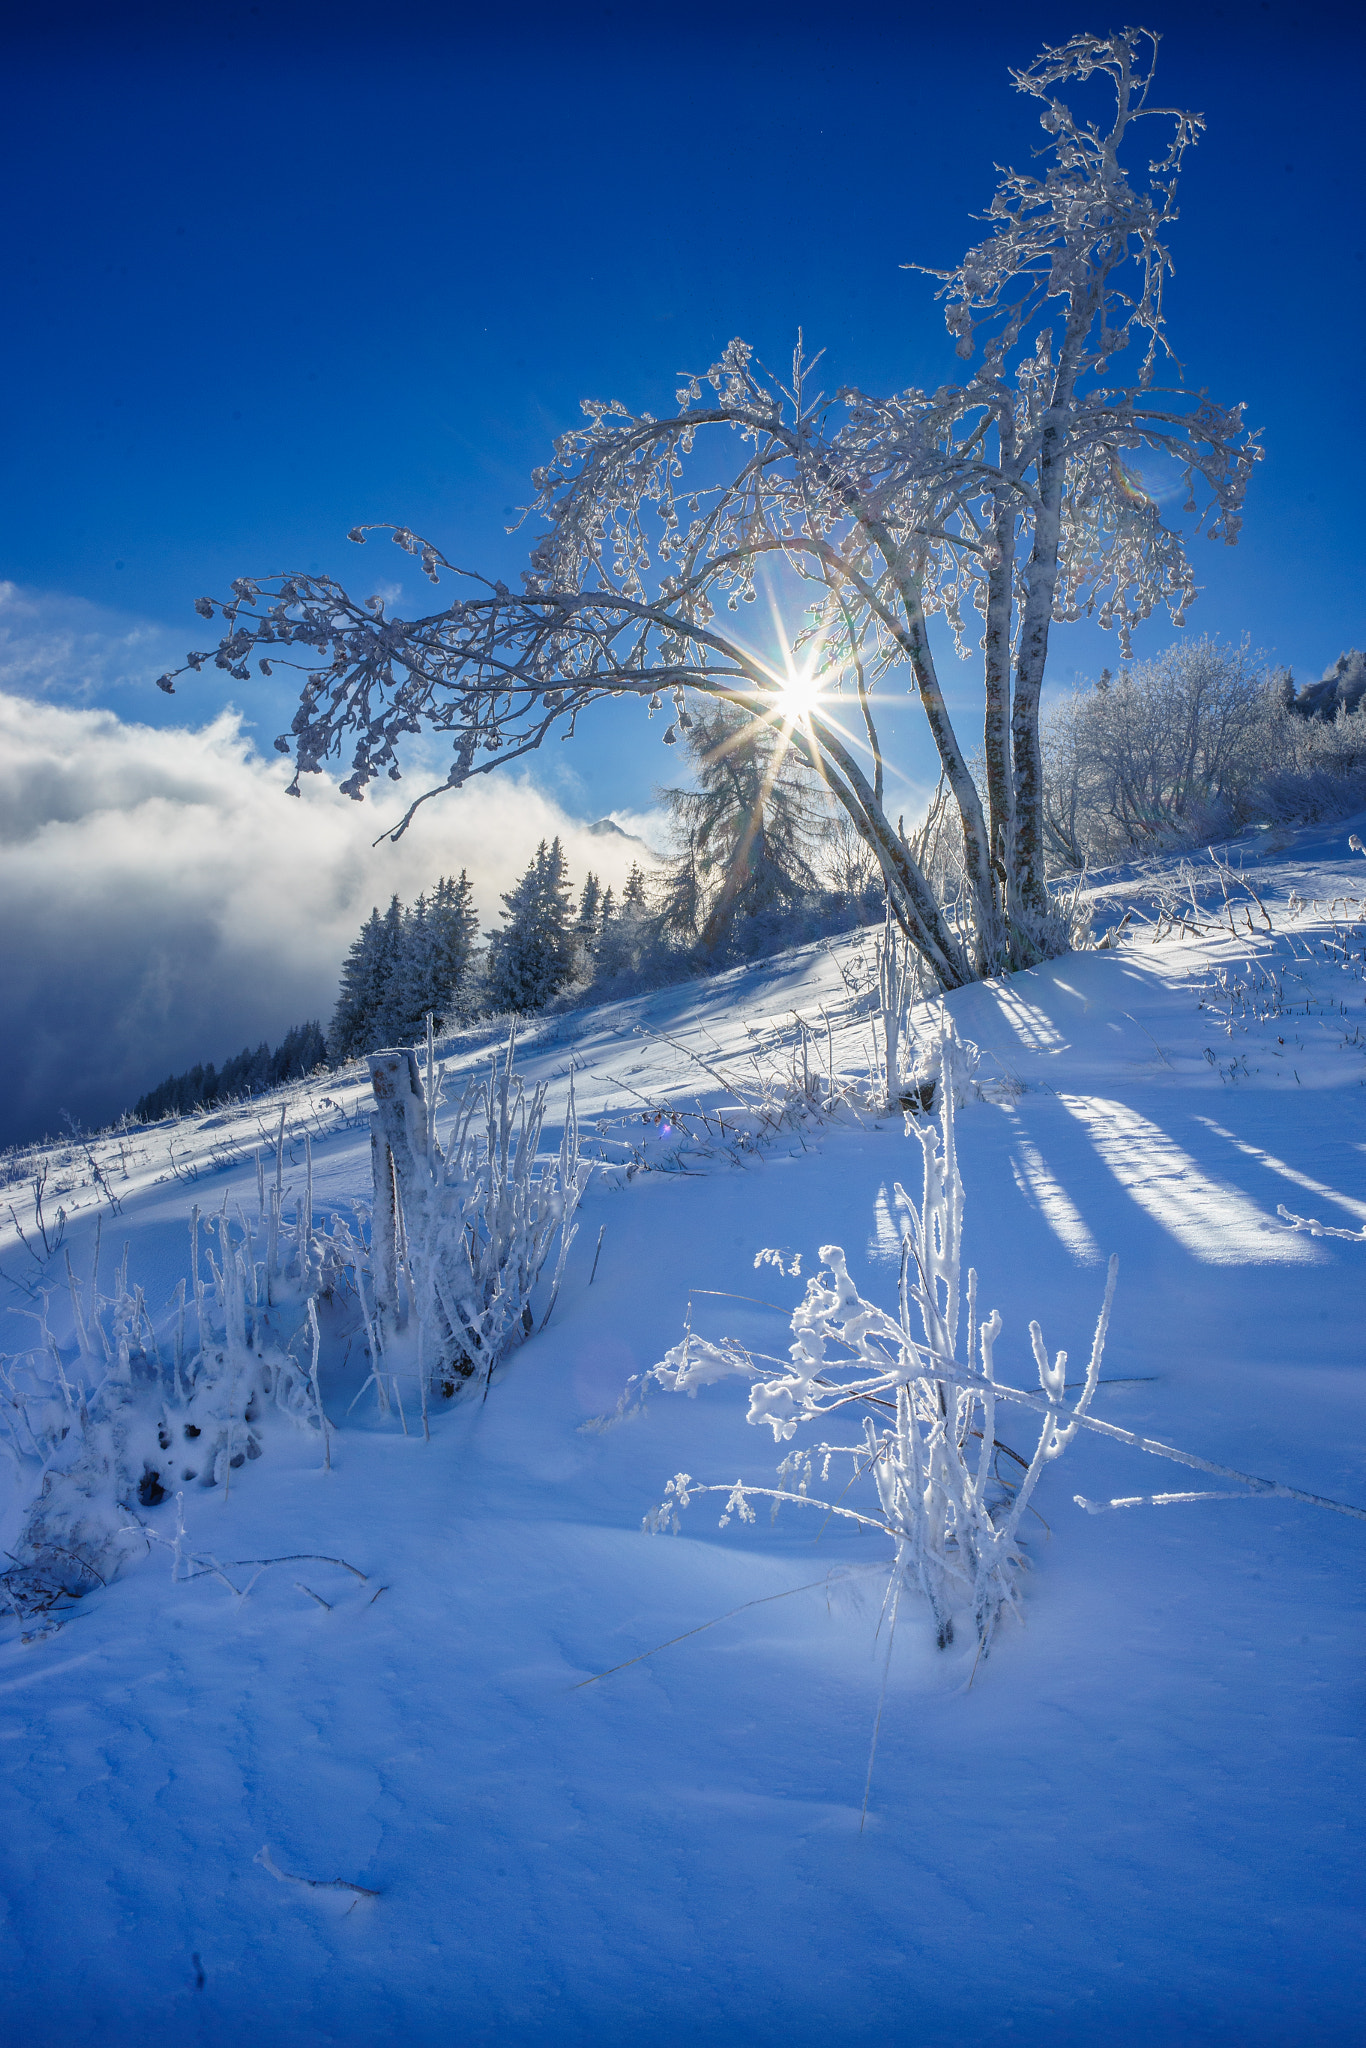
[366,1048,430,1334]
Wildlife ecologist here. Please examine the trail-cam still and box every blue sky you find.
[0,0,1362,1141]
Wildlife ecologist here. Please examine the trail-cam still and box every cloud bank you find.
[0,691,658,1149]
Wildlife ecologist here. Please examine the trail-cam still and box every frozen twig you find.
[254,1846,379,1898]
[1277,1202,1366,1244]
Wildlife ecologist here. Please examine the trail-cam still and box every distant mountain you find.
[586,817,653,853]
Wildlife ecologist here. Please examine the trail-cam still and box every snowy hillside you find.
[2,818,1365,2046]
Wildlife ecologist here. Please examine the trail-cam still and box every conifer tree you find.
[657,701,823,957]
[134,1020,327,1121]
[330,906,384,1060]
[653,827,704,946]
[383,891,438,1043]
[622,863,649,909]
[575,873,602,940]
[428,871,479,1011]
[486,837,575,1012]
[330,895,404,1058]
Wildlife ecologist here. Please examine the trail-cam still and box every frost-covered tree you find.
[165,28,1258,991]
[382,891,439,1042]
[575,872,602,940]
[657,701,824,956]
[621,861,649,910]
[429,870,480,1008]
[330,897,405,1058]
[1041,637,1275,864]
[1281,649,1366,725]
[332,876,479,1054]
[591,860,659,986]
[381,872,481,1039]
[486,837,575,1012]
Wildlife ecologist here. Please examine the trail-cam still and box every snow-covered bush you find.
[1258,696,1366,825]
[1041,639,1277,868]
[644,1032,1118,1660]
[1042,639,1366,865]
[360,1033,588,1428]
[0,1144,352,1626]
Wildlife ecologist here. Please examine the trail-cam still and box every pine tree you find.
[622,862,649,909]
[383,892,439,1043]
[429,871,479,1014]
[575,873,602,940]
[486,838,575,1012]
[330,896,405,1058]
[657,702,823,958]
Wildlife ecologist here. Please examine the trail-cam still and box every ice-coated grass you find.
[645,1030,1119,1664]
[2,816,1366,2045]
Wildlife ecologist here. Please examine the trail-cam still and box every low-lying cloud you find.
[0,690,657,1149]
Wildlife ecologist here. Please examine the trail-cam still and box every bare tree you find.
[1042,638,1275,864]
[159,27,1258,991]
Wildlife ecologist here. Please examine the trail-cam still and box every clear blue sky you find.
[3,0,1362,818]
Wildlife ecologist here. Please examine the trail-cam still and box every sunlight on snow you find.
[1009,1137,1103,1265]
[1059,1096,1319,1265]
[1191,1116,1366,1224]
[983,986,1069,1054]
[867,1182,904,1265]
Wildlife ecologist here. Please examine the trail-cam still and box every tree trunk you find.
[1011,298,1101,916]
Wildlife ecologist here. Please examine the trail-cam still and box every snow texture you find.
[2,814,1365,2045]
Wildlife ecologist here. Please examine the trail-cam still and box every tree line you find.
[330,700,880,1054]
[128,705,879,1121]
[127,635,1366,1124]
[134,1020,328,1123]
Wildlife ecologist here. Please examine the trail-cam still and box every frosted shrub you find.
[645,1032,1118,1659]
[362,1031,589,1427]
[1258,700,1366,824]
[0,1145,350,1624]
[1041,638,1277,868]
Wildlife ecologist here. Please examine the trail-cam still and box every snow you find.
[2,821,1365,2045]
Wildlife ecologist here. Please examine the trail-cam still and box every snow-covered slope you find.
[2,823,1365,2047]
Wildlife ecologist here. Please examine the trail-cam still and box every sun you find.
[773,653,822,717]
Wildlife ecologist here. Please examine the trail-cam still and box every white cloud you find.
[0,691,660,1147]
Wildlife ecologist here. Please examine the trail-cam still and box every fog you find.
[0,690,656,1148]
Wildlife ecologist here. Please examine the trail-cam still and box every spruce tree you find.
[622,862,648,909]
[330,909,379,1059]
[657,702,823,958]
[593,859,657,984]
[486,838,575,1012]
[575,873,602,940]
[365,895,408,1045]
[429,871,479,1014]
[382,893,438,1043]
[330,896,405,1058]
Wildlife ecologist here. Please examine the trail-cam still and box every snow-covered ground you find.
[3,818,1365,2046]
